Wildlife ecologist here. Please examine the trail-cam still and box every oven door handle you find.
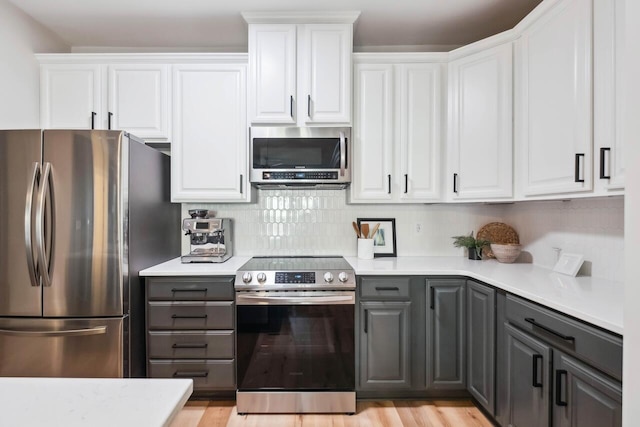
[236,294,355,305]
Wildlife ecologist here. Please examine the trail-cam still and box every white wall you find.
[0,0,68,129]
[622,0,640,423]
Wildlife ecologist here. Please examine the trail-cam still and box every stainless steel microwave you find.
[249,127,351,189]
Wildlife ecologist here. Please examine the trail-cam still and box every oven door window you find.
[252,138,346,169]
[237,304,354,391]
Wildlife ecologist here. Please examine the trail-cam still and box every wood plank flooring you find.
[170,400,493,427]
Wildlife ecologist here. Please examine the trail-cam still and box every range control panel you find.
[275,272,316,284]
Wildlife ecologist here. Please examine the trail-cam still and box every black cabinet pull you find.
[574,153,585,183]
[404,174,408,194]
[364,310,368,333]
[173,371,209,378]
[388,174,391,194]
[240,174,243,194]
[172,343,208,349]
[600,147,611,179]
[525,318,575,342]
[108,112,113,129]
[307,94,311,118]
[532,354,543,388]
[290,95,294,118]
[430,287,435,310]
[91,112,96,129]
[555,369,568,406]
[171,288,207,293]
[171,314,208,319]
[375,286,399,291]
[453,173,458,193]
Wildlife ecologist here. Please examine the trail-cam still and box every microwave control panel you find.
[263,171,338,180]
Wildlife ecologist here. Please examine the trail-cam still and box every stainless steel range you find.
[234,256,356,414]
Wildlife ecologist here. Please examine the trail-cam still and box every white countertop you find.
[0,378,192,427]
[139,255,623,335]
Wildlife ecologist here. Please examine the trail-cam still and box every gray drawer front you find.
[148,331,234,359]
[359,277,411,299]
[148,301,234,330]
[505,295,622,381]
[147,277,234,301]
[148,359,235,390]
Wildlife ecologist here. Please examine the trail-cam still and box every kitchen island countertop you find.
[0,377,192,427]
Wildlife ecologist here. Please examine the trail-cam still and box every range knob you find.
[242,272,252,283]
[323,272,334,283]
[338,272,349,283]
[257,272,267,283]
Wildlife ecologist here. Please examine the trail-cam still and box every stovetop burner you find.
[234,256,356,291]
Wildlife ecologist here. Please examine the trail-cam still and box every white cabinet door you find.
[449,43,513,200]
[107,64,170,139]
[172,64,248,202]
[350,64,394,202]
[397,63,442,202]
[40,64,103,129]
[248,24,296,124]
[594,0,625,192]
[517,0,592,196]
[299,24,352,124]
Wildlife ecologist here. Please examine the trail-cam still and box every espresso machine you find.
[181,210,233,263]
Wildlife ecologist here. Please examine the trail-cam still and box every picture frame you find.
[357,218,397,257]
[552,253,585,276]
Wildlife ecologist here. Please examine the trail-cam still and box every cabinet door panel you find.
[449,43,513,200]
[249,24,296,124]
[172,65,248,202]
[108,64,169,139]
[350,64,394,202]
[40,64,102,129]
[359,301,411,390]
[397,63,441,202]
[517,0,593,196]
[426,279,465,390]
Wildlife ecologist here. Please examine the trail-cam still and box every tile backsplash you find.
[182,191,624,282]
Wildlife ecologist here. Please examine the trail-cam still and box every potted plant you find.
[452,232,491,260]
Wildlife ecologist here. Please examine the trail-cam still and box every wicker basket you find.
[477,222,519,258]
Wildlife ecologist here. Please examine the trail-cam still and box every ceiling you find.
[10,0,543,51]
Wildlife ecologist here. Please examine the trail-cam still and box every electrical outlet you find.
[415,223,422,233]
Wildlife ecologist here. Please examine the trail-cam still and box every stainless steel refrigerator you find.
[0,129,180,378]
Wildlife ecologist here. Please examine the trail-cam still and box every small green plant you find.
[451,232,491,250]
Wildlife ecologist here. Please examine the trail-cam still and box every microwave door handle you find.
[339,131,346,177]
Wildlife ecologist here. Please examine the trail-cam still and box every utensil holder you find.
[358,238,374,259]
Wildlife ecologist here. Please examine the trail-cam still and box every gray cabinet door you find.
[426,279,466,390]
[553,352,622,427]
[359,300,412,390]
[504,323,551,427]
[467,280,496,415]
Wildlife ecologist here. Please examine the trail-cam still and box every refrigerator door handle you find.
[0,325,107,337]
[35,162,53,287]
[24,162,41,287]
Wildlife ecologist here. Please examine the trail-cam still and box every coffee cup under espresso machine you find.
[181,209,233,263]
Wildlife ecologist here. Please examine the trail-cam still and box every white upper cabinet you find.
[515,0,593,197]
[245,13,356,127]
[107,64,170,140]
[448,42,513,201]
[171,64,249,203]
[593,0,625,192]
[40,64,102,129]
[350,55,444,204]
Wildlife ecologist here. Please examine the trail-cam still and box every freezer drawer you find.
[148,330,234,359]
[0,317,124,378]
[147,301,234,330]
[148,359,236,391]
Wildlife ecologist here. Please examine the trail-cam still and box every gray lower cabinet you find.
[553,352,622,427]
[426,278,466,390]
[467,280,496,415]
[146,276,236,396]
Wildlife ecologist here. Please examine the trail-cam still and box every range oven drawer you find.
[148,330,234,359]
[147,301,233,330]
[148,359,236,390]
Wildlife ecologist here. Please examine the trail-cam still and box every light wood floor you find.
[170,400,494,427]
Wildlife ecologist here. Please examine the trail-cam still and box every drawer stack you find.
[146,277,236,395]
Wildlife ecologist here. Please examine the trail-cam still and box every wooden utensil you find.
[361,223,370,239]
[352,221,361,238]
[369,223,380,239]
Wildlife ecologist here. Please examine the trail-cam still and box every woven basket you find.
[477,222,519,258]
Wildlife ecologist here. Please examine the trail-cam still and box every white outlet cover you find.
[552,253,585,276]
